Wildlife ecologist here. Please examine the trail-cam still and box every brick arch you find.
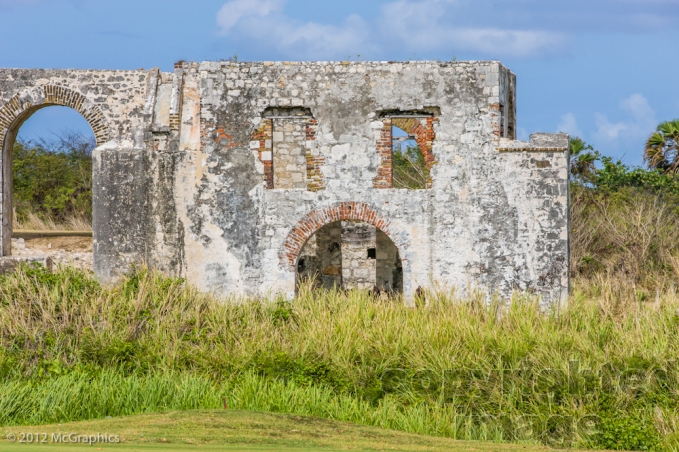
[0,85,110,147]
[0,85,110,256]
[280,202,404,270]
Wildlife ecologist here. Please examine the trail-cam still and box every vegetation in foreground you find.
[12,134,93,231]
[1,409,572,451]
[1,266,679,451]
[3,123,679,451]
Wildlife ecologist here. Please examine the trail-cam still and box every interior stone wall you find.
[272,118,307,189]
[340,220,377,290]
[376,229,402,292]
[295,220,401,292]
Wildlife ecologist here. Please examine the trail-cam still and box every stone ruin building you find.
[0,60,569,302]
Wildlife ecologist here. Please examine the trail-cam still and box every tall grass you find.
[1,265,679,449]
[0,370,473,440]
[571,186,679,291]
[12,210,92,232]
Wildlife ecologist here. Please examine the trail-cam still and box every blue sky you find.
[2,0,678,166]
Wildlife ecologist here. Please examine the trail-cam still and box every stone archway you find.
[296,219,403,293]
[280,202,410,295]
[0,85,110,255]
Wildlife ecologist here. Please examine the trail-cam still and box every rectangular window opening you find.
[391,123,429,190]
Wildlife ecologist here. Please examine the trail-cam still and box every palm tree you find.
[644,119,679,173]
[569,137,597,182]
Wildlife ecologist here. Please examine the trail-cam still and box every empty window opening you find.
[295,220,402,294]
[6,106,94,267]
[392,125,429,189]
[373,111,437,190]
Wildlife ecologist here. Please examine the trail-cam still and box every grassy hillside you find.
[1,265,679,450]
[1,409,579,451]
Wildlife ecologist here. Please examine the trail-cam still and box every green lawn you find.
[1,409,570,451]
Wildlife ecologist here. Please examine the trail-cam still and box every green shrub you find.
[12,136,92,225]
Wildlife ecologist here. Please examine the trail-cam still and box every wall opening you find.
[3,105,94,268]
[374,111,437,189]
[296,220,402,293]
[392,125,429,189]
[507,80,516,140]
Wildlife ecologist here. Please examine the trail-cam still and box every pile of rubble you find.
[10,236,92,272]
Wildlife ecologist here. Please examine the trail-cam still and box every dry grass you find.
[12,210,91,232]
[570,187,679,291]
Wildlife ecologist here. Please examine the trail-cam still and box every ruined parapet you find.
[497,133,569,152]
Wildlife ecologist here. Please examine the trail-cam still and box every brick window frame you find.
[373,114,437,189]
[251,109,324,191]
[251,119,274,188]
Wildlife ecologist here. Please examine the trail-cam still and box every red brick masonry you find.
[280,202,393,270]
[373,116,437,189]
[0,85,109,147]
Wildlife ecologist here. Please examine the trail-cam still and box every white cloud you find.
[593,93,657,143]
[215,0,567,59]
[215,0,370,59]
[216,0,284,34]
[380,0,566,58]
[594,114,628,141]
[557,113,583,138]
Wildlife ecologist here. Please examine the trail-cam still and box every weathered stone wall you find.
[0,68,151,277]
[170,60,567,303]
[0,60,569,304]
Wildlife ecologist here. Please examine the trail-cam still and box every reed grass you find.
[1,265,678,450]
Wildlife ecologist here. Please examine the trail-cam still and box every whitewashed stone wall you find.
[0,60,569,305]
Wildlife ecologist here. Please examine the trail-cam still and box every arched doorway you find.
[0,86,108,258]
[296,220,403,293]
